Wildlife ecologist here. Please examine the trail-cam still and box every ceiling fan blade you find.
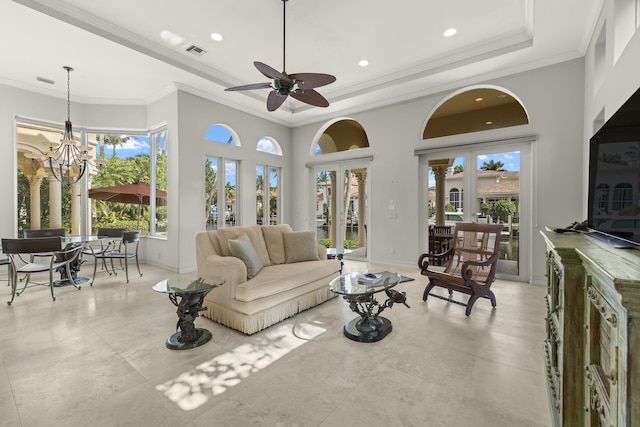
[254,62,290,83]
[290,89,330,108]
[289,73,336,90]
[225,82,272,92]
[267,90,288,112]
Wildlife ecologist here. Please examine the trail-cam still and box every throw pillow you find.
[228,234,264,279]
[283,230,320,263]
[261,224,293,265]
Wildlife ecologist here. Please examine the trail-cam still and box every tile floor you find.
[0,260,551,427]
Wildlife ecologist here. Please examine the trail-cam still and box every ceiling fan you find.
[225,0,336,112]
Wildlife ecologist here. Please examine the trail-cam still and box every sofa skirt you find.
[203,286,337,335]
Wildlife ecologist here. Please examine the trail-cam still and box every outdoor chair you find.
[418,222,503,316]
[83,228,126,274]
[90,231,142,285]
[1,236,86,304]
[22,228,66,260]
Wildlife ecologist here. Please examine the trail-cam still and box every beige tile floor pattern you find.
[0,260,551,427]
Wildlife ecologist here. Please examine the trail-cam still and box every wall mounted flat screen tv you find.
[588,87,640,248]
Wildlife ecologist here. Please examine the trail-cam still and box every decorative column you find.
[48,175,62,229]
[27,176,43,230]
[356,171,367,247]
[432,165,448,226]
[330,171,337,246]
[70,181,81,235]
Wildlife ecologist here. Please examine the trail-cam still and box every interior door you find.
[423,142,529,281]
[313,162,369,260]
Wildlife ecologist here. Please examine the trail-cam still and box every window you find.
[150,128,168,236]
[612,183,633,211]
[206,157,239,230]
[257,137,282,155]
[596,183,610,214]
[449,188,462,211]
[89,129,167,236]
[205,124,239,146]
[256,165,281,225]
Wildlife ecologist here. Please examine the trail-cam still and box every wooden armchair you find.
[418,222,503,316]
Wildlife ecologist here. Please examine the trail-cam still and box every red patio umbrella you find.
[88,183,167,229]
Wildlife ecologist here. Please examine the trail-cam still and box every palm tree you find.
[480,160,506,171]
[99,134,132,158]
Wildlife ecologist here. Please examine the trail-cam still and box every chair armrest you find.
[460,253,500,281]
[418,247,453,270]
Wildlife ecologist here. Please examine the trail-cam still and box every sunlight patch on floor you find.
[155,322,326,410]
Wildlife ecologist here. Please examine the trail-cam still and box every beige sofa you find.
[195,224,341,335]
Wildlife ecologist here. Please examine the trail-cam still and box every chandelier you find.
[43,66,103,186]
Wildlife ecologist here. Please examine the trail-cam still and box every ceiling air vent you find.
[185,44,206,56]
[36,76,55,85]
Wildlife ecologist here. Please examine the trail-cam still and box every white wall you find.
[583,0,640,190]
[173,91,291,273]
[291,59,585,283]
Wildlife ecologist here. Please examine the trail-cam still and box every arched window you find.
[205,124,239,146]
[449,188,462,211]
[613,183,633,211]
[257,137,282,155]
[313,119,369,155]
[423,88,529,139]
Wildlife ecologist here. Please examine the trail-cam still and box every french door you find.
[311,161,369,260]
[422,141,530,281]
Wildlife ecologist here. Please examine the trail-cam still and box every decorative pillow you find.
[261,224,293,265]
[283,231,320,263]
[228,234,263,279]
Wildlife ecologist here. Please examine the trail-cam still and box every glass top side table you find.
[152,275,225,350]
[329,270,409,342]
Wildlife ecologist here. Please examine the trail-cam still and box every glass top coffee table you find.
[152,275,225,350]
[329,270,409,342]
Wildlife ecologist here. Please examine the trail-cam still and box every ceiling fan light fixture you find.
[224,0,336,112]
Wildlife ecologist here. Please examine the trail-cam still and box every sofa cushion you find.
[261,224,293,265]
[228,234,263,279]
[283,230,320,263]
[218,225,271,266]
[234,260,338,302]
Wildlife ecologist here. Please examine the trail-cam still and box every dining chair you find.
[22,228,66,262]
[83,228,126,274]
[1,237,86,305]
[90,231,142,285]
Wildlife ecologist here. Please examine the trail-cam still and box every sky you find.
[429,151,520,188]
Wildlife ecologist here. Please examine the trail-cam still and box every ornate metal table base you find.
[343,316,392,342]
[166,328,212,350]
[166,291,211,350]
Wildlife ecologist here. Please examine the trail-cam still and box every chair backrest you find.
[97,228,126,238]
[1,237,62,255]
[429,225,452,240]
[443,223,503,284]
[23,228,65,238]
[122,231,140,245]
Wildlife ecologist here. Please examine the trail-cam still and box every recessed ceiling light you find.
[486,121,493,125]
[475,97,484,102]
[358,59,369,67]
[210,33,223,42]
[160,30,185,46]
[443,28,457,37]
